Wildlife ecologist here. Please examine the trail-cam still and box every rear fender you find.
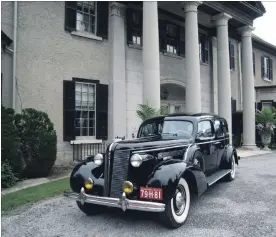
[220,145,239,169]
[146,160,207,203]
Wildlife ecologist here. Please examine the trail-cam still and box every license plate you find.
[140,187,163,200]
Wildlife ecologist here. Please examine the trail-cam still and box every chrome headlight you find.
[94,153,104,166]
[130,154,143,167]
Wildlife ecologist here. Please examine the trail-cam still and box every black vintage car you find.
[64,113,239,228]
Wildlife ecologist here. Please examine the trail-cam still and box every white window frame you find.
[263,56,271,81]
[262,101,272,109]
[75,81,97,140]
[76,1,97,35]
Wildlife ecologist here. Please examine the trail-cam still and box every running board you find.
[206,169,232,186]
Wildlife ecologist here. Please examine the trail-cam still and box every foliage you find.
[1,161,18,188]
[15,108,57,178]
[1,105,24,175]
[1,177,70,214]
[136,99,166,121]
[255,107,276,135]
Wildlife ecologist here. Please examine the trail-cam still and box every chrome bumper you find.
[64,187,165,213]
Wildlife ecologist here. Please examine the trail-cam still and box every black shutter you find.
[261,56,264,78]
[159,19,167,52]
[257,102,262,111]
[96,84,108,140]
[204,35,209,63]
[269,58,273,80]
[63,80,75,141]
[272,101,276,109]
[97,1,109,39]
[231,98,236,112]
[65,1,77,32]
[253,52,255,75]
[126,8,134,44]
[179,27,185,57]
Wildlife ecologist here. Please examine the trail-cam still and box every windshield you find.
[137,119,194,139]
[162,120,194,139]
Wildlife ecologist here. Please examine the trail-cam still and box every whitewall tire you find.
[225,154,236,181]
[159,178,191,228]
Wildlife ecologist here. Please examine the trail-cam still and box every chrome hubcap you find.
[173,186,186,216]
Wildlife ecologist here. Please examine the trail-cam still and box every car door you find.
[214,119,226,168]
[196,120,217,176]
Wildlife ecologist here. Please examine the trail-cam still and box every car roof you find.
[142,112,225,124]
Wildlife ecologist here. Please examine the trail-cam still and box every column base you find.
[240,144,259,151]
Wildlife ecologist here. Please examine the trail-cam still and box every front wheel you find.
[76,201,104,215]
[159,178,191,229]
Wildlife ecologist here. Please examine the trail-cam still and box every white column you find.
[211,37,218,114]
[213,13,233,144]
[143,1,160,109]
[238,25,257,149]
[182,1,202,113]
[108,2,127,141]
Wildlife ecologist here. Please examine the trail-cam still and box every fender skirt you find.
[146,160,207,203]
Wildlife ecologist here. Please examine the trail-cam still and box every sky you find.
[253,1,276,45]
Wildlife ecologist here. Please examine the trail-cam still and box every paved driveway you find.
[2,153,276,237]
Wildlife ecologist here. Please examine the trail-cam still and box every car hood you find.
[115,135,191,151]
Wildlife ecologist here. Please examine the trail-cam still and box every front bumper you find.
[64,187,165,213]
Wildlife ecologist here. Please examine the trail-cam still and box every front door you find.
[161,102,184,114]
[196,120,218,175]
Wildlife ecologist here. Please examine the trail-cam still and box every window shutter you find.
[63,80,75,141]
[253,52,255,75]
[261,56,264,78]
[205,36,209,63]
[159,19,167,52]
[126,8,134,44]
[256,102,262,111]
[269,58,273,80]
[231,98,236,112]
[179,27,185,57]
[65,1,77,32]
[272,101,276,109]
[96,84,108,140]
[97,1,109,39]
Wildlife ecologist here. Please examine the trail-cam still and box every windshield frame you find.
[161,119,194,140]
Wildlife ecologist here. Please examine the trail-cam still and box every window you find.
[127,9,142,46]
[197,120,214,138]
[138,119,164,138]
[262,101,273,109]
[75,82,96,137]
[76,1,97,34]
[199,34,209,63]
[166,24,178,54]
[229,41,235,70]
[64,1,109,39]
[214,120,224,138]
[261,56,273,81]
[63,79,108,141]
[253,52,255,75]
[162,120,194,139]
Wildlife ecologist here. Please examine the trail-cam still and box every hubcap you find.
[173,186,186,216]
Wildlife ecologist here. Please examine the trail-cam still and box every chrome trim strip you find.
[64,188,165,213]
[207,169,231,186]
[196,137,229,145]
[104,142,115,197]
[184,144,192,161]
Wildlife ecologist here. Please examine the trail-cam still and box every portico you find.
[111,1,265,148]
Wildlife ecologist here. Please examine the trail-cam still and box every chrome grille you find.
[103,147,110,197]
[110,149,131,198]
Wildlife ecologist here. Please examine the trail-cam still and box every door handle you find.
[214,141,221,145]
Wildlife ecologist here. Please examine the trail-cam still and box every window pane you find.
[89,84,95,94]
[75,127,80,136]
[83,13,89,23]
[89,111,95,119]
[81,127,88,136]
[89,2,96,14]
[89,127,95,136]
[89,119,95,128]
[83,3,89,13]
[75,83,82,92]
[77,2,82,11]
[82,111,88,118]
[90,16,95,33]
[75,118,81,128]
[82,93,88,102]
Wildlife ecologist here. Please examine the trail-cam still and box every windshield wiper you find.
[162,132,178,136]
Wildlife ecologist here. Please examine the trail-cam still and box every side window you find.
[214,120,224,138]
[221,119,229,135]
[197,120,214,138]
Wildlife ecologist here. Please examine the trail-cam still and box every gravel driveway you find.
[2,153,276,237]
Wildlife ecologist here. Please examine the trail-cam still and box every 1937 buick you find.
[64,113,240,228]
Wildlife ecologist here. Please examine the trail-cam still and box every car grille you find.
[110,149,131,198]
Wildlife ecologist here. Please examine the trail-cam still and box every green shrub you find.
[1,105,24,175]
[1,161,18,188]
[15,108,57,178]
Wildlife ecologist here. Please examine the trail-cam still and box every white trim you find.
[263,77,272,82]
[160,78,186,89]
[70,139,103,145]
[71,31,103,41]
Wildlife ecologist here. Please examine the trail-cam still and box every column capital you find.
[212,12,232,27]
[110,2,126,17]
[181,1,202,13]
[238,25,255,37]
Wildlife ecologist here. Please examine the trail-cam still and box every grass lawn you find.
[1,177,71,214]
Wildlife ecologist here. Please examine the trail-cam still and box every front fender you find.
[146,159,207,203]
[70,160,104,195]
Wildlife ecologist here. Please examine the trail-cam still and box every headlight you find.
[130,154,143,167]
[94,153,103,166]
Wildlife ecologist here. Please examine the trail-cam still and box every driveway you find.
[2,153,276,237]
